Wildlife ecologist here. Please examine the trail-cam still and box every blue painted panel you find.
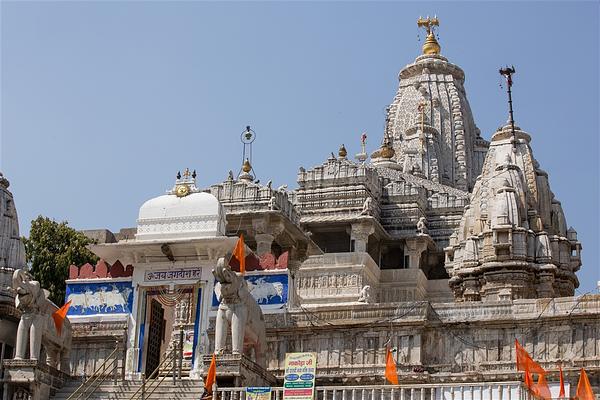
[65,281,134,315]
[212,273,288,307]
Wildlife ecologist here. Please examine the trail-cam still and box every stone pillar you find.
[410,333,422,366]
[404,236,431,269]
[254,234,275,256]
[536,269,556,298]
[252,218,284,256]
[349,223,374,253]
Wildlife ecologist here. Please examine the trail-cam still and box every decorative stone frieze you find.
[297,252,380,305]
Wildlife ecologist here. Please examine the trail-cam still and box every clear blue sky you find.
[1,1,598,293]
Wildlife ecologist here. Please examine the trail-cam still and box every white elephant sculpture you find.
[213,258,266,367]
[12,269,72,373]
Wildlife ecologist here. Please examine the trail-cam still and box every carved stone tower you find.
[0,172,26,280]
[443,124,581,301]
[0,171,27,371]
[382,18,489,191]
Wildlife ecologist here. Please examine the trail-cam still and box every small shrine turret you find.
[444,122,581,301]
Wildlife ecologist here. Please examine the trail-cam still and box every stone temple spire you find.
[0,172,26,290]
[382,17,489,191]
[443,124,581,301]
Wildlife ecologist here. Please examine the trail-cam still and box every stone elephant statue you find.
[12,269,72,373]
[213,258,266,367]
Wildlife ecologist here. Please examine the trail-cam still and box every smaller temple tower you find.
[444,121,582,301]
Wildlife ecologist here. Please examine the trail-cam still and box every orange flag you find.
[531,372,552,400]
[515,339,545,374]
[52,300,72,335]
[204,353,217,394]
[559,365,566,398]
[524,369,533,390]
[385,347,399,385]
[232,234,246,274]
[576,368,595,400]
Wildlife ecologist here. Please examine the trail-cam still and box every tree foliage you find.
[22,216,98,305]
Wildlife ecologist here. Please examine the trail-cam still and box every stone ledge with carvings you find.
[430,294,600,323]
[263,295,600,329]
[379,269,429,302]
[3,359,69,387]
[71,321,128,339]
[265,302,430,328]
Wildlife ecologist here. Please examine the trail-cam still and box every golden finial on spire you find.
[417,16,441,55]
[242,158,252,173]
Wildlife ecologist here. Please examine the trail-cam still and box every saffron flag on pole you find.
[233,234,246,274]
[385,347,399,385]
[51,300,72,335]
[515,339,545,374]
[531,372,551,400]
[204,353,217,394]
[576,368,595,400]
[559,365,566,398]
[524,369,533,390]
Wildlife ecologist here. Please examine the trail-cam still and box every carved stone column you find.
[350,222,375,253]
[404,236,432,269]
[252,218,284,256]
[536,269,556,298]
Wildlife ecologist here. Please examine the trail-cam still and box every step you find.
[51,379,205,400]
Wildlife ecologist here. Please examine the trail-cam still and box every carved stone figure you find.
[360,197,373,216]
[12,269,72,373]
[416,216,429,235]
[357,285,371,303]
[213,258,266,367]
[12,388,31,400]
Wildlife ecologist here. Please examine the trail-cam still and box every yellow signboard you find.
[283,353,317,400]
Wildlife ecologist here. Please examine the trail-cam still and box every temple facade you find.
[1,18,598,399]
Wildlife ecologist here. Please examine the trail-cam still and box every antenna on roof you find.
[499,66,517,151]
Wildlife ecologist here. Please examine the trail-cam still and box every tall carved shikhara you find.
[381,16,488,191]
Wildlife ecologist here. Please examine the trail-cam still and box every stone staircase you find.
[51,379,205,400]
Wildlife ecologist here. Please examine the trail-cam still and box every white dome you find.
[136,192,226,241]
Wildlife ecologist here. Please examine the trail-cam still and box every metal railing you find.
[216,382,527,400]
[66,344,123,400]
[128,338,184,400]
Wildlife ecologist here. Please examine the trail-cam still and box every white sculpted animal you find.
[67,285,131,313]
[12,269,72,373]
[103,286,131,312]
[85,289,105,311]
[66,292,88,309]
[247,278,284,304]
[213,258,266,367]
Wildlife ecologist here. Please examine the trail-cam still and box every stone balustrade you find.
[217,382,527,400]
[209,181,300,225]
[297,252,381,305]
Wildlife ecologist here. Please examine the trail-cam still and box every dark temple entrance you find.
[145,298,164,377]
